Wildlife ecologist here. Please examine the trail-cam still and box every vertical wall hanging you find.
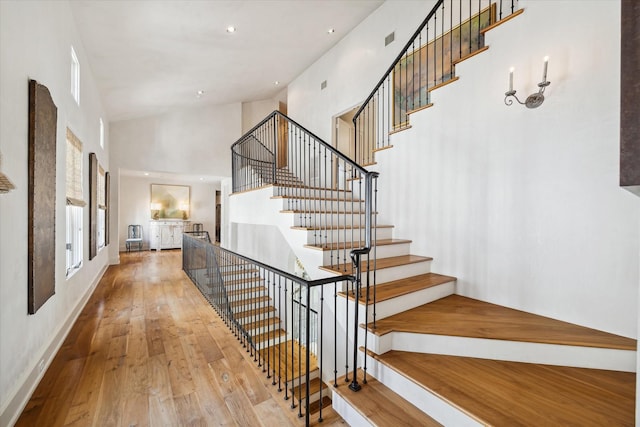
[105,171,110,246]
[28,79,57,314]
[620,0,640,195]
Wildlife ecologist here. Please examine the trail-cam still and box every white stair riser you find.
[349,280,455,323]
[237,313,277,327]
[287,213,375,228]
[318,243,411,265]
[291,388,328,407]
[362,356,482,427]
[331,392,375,427]
[298,227,394,245]
[273,187,353,200]
[359,261,432,286]
[242,322,281,336]
[279,199,364,211]
[367,332,637,372]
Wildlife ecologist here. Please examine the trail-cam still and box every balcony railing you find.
[183,232,368,425]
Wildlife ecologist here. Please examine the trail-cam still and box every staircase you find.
[225,1,637,425]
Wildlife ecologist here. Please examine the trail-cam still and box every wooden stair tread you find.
[259,340,318,381]
[305,239,411,252]
[224,278,262,286]
[368,350,634,426]
[234,305,276,319]
[308,395,331,415]
[243,316,280,330]
[480,8,524,34]
[291,224,394,231]
[339,273,455,304]
[253,328,286,343]
[370,294,636,350]
[220,267,259,276]
[229,295,270,308]
[290,377,328,401]
[333,369,442,426]
[226,286,265,296]
[320,255,432,275]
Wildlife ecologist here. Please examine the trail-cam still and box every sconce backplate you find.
[525,92,545,109]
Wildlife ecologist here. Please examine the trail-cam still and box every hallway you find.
[16,251,344,426]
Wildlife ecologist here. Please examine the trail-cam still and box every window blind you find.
[66,128,85,206]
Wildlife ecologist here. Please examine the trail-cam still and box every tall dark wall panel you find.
[620,0,640,195]
[28,79,57,314]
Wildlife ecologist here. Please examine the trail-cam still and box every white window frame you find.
[71,46,80,105]
[66,205,83,277]
[99,118,104,149]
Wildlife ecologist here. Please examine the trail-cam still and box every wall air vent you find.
[385,32,395,46]
[320,80,327,90]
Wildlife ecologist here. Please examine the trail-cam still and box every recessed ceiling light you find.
[199,177,204,181]
[327,28,335,34]
[226,26,236,33]
[274,81,280,85]
[144,172,149,176]
[196,90,205,98]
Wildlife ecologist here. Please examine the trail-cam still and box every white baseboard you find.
[0,263,107,427]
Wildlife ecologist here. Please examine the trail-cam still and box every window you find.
[99,118,104,149]
[97,164,106,250]
[66,128,85,276]
[71,46,80,105]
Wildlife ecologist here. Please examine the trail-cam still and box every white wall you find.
[118,175,218,250]
[242,99,279,133]
[109,102,242,261]
[288,0,436,142]
[0,1,110,424]
[287,0,639,338]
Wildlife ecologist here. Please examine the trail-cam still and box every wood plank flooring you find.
[370,294,637,350]
[16,250,345,427]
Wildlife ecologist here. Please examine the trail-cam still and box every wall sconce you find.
[505,56,551,109]
[150,202,161,220]
[179,202,189,220]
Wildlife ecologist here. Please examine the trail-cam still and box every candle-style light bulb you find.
[542,56,549,82]
[509,67,514,92]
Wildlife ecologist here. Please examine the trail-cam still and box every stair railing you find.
[353,0,519,165]
[183,232,360,426]
[231,112,379,393]
[231,111,379,274]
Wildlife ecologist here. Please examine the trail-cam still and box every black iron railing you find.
[183,233,367,425]
[353,0,519,165]
[231,111,379,274]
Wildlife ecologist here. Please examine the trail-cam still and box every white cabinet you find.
[149,220,189,250]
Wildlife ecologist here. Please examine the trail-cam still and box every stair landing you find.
[368,350,635,426]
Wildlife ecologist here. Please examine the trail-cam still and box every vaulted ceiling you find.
[70,0,384,122]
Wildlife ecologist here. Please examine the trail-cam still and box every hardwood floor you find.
[16,250,345,427]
